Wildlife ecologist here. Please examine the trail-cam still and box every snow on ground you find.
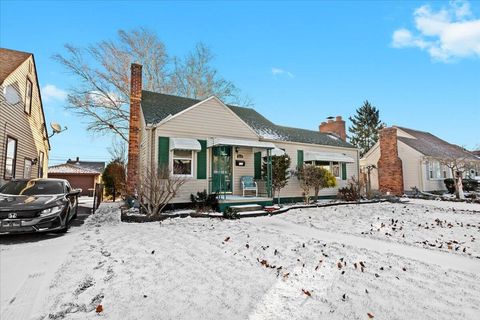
[30,200,480,320]
[280,199,480,259]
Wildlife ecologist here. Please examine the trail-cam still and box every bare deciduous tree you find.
[54,28,248,142]
[431,157,478,200]
[138,166,187,217]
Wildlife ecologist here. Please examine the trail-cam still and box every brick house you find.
[361,126,480,195]
[126,63,360,208]
[0,48,50,186]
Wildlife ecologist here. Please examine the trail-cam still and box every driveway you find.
[0,196,94,320]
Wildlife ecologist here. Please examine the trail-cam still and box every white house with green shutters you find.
[129,65,359,209]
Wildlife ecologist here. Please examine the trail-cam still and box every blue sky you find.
[1,0,479,165]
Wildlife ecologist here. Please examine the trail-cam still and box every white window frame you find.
[428,160,443,180]
[24,158,32,178]
[172,150,194,177]
[303,160,342,179]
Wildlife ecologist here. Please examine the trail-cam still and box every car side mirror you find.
[68,189,81,197]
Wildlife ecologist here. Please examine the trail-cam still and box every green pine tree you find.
[348,100,385,157]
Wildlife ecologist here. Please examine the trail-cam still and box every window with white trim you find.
[172,150,193,176]
[304,160,341,178]
[4,137,17,179]
[428,161,442,180]
[24,158,32,178]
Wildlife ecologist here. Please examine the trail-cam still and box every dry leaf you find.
[96,305,103,313]
[302,289,312,297]
[367,312,374,318]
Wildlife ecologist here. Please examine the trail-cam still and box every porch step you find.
[229,204,263,213]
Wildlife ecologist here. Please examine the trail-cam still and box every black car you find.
[0,179,80,234]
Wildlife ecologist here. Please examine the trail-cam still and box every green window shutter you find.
[297,150,304,168]
[341,162,347,180]
[197,140,207,179]
[254,152,262,180]
[158,137,170,170]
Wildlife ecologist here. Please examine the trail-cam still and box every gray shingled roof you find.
[66,159,105,173]
[396,126,478,161]
[141,91,355,148]
[48,163,100,175]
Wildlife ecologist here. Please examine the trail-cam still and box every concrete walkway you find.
[251,216,480,274]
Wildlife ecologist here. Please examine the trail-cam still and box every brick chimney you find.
[319,116,346,141]
[126,63,142,195]
[377,127,404,195]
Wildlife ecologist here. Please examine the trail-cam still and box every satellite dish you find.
[4,85,21,105]
[47,122,67,139]
[51,122,62,133]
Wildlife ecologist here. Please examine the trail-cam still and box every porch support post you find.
[267,149,272,198]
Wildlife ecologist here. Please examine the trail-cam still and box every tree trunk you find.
[457,174,465,200]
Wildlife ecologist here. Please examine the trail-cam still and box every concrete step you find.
[229,204,263,213]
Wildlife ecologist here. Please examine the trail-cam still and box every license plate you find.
[2,221,21,228]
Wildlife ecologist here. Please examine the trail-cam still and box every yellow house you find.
[0,48,50,185]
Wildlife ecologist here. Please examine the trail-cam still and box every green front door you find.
[212,146,233,193]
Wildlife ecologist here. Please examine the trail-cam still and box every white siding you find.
[274,141,359,198]
[360,142,380,191]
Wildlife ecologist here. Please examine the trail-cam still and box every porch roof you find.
[207,137,276,149]
[304,151,355,163]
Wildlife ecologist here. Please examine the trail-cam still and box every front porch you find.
[206,137,278,211]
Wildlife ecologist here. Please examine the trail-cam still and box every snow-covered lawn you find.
[19,200,480,319]
[281,199,480,259]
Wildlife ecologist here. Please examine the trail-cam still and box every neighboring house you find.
[361,126,480,195]
[126,64,359,209]
[48,158,105,196]
[0,48,50,186]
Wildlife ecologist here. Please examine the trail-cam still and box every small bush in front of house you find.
[444,178,479,194]
[223,207,239,219]
[190,190,218,212]
[337,176,362,201]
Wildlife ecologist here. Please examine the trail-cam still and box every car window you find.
[0,180,64,195]
[0,180,28,195]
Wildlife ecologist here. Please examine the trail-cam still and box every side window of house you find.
[25,78,33,114]
[38,151,44,178]
[4,136,18,179]
[23,158,32,178]
[428,161,442,180]
[173,150,193,176]
[331,162,340,178]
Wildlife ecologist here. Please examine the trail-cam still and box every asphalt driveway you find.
[0,196,94,320]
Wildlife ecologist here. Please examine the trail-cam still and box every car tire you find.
[72,205,78,220]
[56,216,70,234]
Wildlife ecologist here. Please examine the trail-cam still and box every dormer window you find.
[25,78,32,115]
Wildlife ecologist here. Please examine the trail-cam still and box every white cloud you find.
[42,84,67,102]
[271,67,294,78]
[391,0,480,62]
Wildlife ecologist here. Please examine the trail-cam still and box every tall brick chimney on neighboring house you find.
[126,63,142,195]
[377,127,404,195]
[319,116,346,141]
